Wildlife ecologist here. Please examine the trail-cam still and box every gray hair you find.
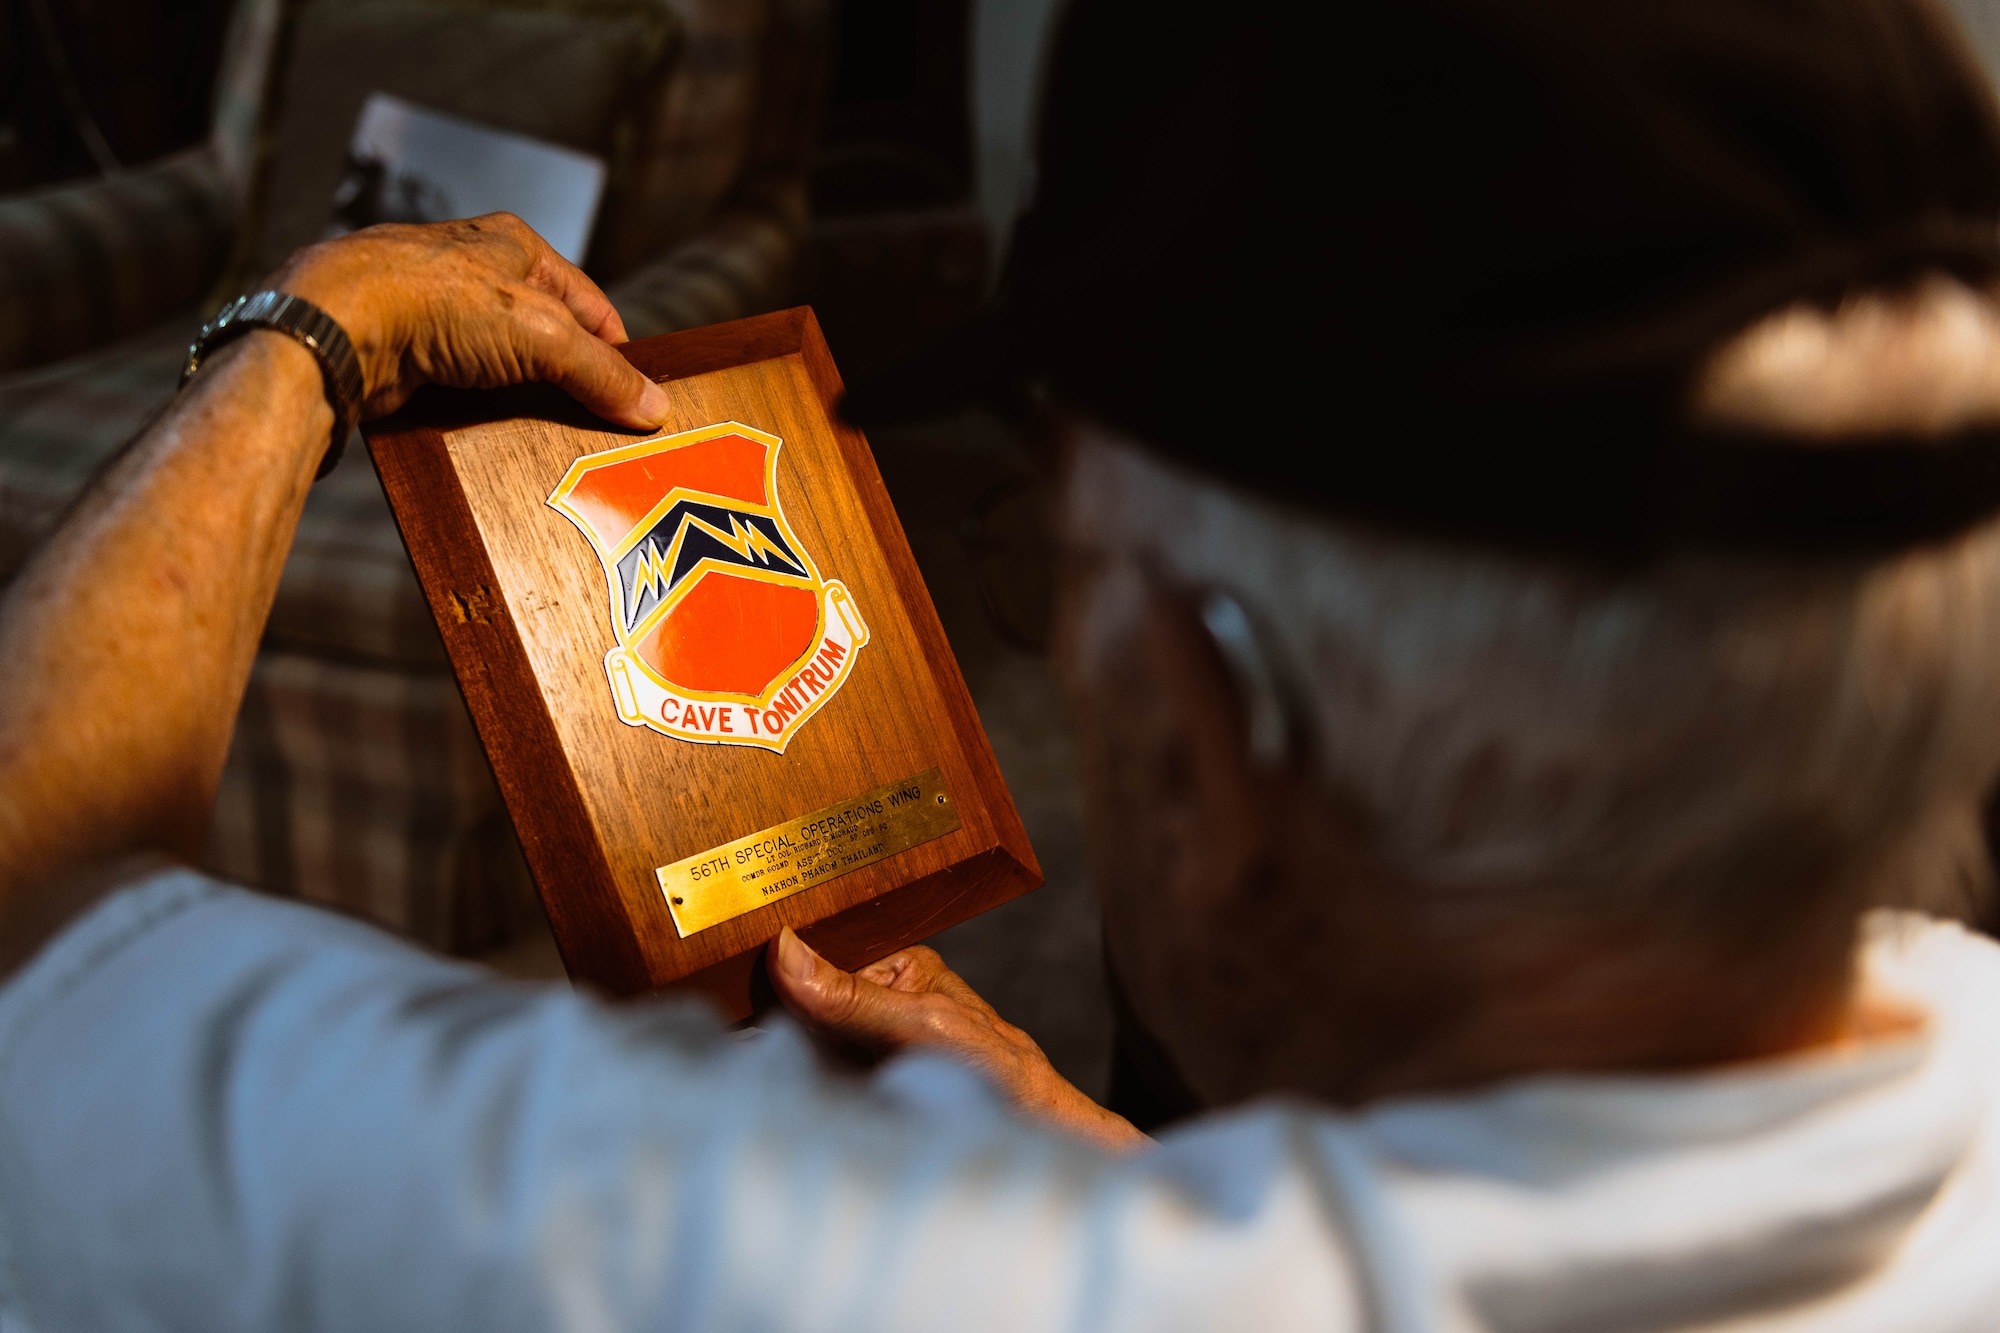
[1061,426,2000,924]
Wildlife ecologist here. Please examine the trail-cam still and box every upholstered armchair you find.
[0,0,827,953]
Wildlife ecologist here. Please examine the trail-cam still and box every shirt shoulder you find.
[1864,909,2000,1054]
[0,871,1371,1333]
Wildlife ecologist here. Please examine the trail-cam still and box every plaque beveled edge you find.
[365,395,652,996]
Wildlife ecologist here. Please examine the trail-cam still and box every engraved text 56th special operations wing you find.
[547,421,868,752]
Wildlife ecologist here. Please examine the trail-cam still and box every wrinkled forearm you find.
[0,332,328,963]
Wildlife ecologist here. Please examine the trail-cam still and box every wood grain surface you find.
[366,308,1041,1016]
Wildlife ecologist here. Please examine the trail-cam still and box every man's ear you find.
[1125,576,1310,891]
[1193,591,1296,771]
[1141,580,1286,792]
[1053,557,1293,921]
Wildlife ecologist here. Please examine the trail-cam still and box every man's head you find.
[851,0,2000,1105]
[1054,291,2000,1105]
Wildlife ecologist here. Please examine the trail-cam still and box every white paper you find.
[328,92,607,264]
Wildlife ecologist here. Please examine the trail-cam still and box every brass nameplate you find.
[657,767,960,937]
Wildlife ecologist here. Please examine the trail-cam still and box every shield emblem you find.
[547,421,869,752]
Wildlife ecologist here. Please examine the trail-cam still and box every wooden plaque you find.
[365,308,1041,1016]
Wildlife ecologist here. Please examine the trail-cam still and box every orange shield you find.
[548,421,868,752]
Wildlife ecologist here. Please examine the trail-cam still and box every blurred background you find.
[0,0,1066,365]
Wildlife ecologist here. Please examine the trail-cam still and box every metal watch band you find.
[181,291,366,480]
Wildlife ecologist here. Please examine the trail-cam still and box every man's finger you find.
[855,946,954,993]
[532,253,630,345]
[925,965,1002,1018]
[519,305,670,430]
[855,946,996,1013]
[771,927,943,1054]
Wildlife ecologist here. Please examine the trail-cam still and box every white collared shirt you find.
[1,871,1996,1332]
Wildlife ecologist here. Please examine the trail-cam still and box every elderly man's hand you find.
[769,928,1149,1153]
[268,212,670,428]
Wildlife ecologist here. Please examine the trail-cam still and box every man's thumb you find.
[771,927,927,1054]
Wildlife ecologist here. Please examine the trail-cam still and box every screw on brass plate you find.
[936,794,947,804]
[671,896,684,905]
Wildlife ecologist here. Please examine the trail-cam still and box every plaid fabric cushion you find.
[211,0,288,200]
[586,0,825,283]
[206,646,536,954]
[0,147,235,377]
[610,208,802,338]
[599,0,824,334]
[240,0,680,280]
[200,0,824,329]
[0,316,196,574]
[271,441,451,665]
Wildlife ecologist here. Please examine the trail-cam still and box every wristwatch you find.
[181,291,366,479]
